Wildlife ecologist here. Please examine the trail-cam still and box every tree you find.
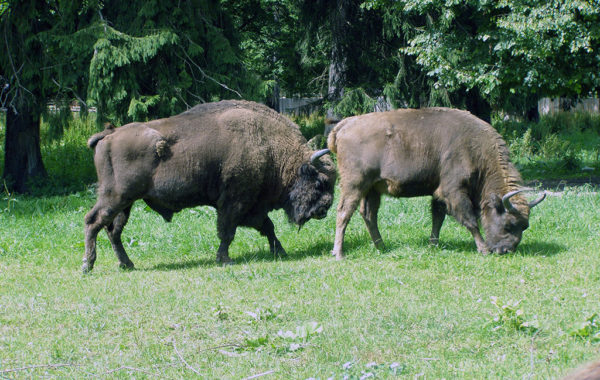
[88,0,254,125]
[365,0,600,119]
[1,0,103,192]
[1,0,52,192]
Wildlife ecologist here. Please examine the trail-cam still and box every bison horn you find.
[502,188,547,213]
[502,189,523,214]
[528,192,546,208]
[310,149,330,164]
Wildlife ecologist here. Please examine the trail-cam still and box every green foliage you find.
[495,112,600,179]
[569,314,600,343]
[489,296,539,333]
[36,115,98,195]
[86,0,254,124]
[234,321,323,354]
[364,0,600,115]
[289,112,325,141]
[333,88,377,117]
[88,25,179,123]
[127,95,161,121]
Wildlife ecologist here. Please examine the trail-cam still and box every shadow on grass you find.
[145,238,372,271]
[416,237,565,257]
[513,240,566,257]
[148,258,217,271]
[144,234,566,272]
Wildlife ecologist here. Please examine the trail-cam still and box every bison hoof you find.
[274,248,287,258]
[429,238,439,246]
[217,255,234,266]
[331,250,345,261]
[118,261,135,271]
[82,263,93,274]
[478,247,491,255]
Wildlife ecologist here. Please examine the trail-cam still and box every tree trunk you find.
[266,80,280,112]
[464,88,491,123]
[326,0,351,120]
[3,103,47,193]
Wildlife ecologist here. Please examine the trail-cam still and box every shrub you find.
[333,88,376,117]
[289,112,326,141]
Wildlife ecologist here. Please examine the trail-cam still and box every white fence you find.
[538,98,599,115]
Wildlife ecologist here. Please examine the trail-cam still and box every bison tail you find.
[87,123,116,149]
[326,121,341,154]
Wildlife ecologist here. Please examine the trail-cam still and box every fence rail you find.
[538,98,599,115]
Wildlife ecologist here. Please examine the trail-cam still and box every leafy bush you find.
[333,88,376,117]
[290,112,326,141]
[495,111,600,179]
[36,114,100,195]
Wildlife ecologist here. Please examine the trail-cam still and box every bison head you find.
[285,149,336,227]
[482,189,546,253]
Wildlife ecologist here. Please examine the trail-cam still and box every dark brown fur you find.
[83,100,335,272]
[327,107,539,259]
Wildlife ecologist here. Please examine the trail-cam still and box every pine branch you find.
[178,43,242,98]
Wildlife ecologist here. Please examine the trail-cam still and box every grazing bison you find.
[327,107,545,259]
[83,100,335,272]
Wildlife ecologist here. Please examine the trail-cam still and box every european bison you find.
[83,100,335,272]
[327,107,545,259]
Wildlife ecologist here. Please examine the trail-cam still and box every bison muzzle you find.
[327,107,545,259]
[83,100,335,272]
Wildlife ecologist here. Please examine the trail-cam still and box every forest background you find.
[0,0,599,194]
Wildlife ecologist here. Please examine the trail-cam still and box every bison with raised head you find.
[83,100,335,272]
[327,107,545,259]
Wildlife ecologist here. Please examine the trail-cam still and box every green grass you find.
[1,186,600,379]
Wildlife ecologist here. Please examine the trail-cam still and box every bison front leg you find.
[106,206,134,270]
[445,192,489,254]
[359,190,385,250]
[259,217,287,258]
[215,210,240,265]
[429,198,447,246]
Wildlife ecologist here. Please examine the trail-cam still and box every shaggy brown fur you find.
[83,100,335,272]
[327,107,543,259]
[563,360,600,380]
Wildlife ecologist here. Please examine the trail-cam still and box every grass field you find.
[1,184,599,379]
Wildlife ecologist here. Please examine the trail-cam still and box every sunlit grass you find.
[1,186,599,378]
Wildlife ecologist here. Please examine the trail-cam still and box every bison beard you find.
[82,100,335,272]
[327,107,545,259]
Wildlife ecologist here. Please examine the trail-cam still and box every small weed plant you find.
[489,296,539,333]
[569,314,600,343]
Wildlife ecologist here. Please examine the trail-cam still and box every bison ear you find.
[487,193,504,212]
[299,163,317,177]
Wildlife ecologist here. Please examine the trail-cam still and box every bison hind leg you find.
[359,190,385,250]
[83,199,131,273]
[106,205,135,270]
[429,198,447,245]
